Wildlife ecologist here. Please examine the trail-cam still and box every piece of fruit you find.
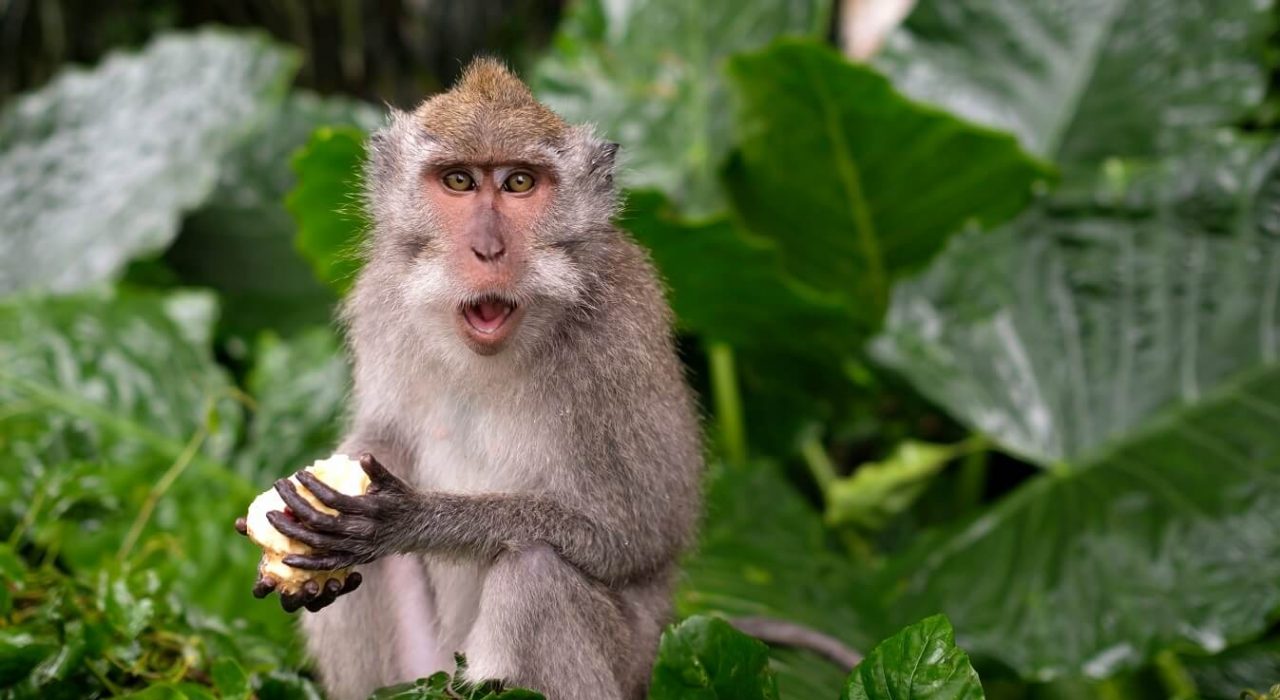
[244,454,370,594]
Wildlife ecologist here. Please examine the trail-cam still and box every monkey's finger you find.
[282,552,360,571]
[265,510,357,551]
[295,470,369,514]
[280,589,306,614]
[252,575,278,599]
[274,479,343,533]
[359,453,405,492]
[305,578,343,612]
[341,571,363,594]
[234,517,248,536]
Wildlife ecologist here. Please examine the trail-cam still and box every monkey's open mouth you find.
[458,296,522,354]
[463,298,516,335]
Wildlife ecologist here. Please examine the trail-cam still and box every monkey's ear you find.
[590,141,620,184]
[598,142,620,171]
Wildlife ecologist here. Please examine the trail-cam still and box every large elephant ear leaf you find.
[876,0,1270,164]
[0,29,299,295]
[532,0,829,216]
[724,40,1051,324]
[869,138,1280,679]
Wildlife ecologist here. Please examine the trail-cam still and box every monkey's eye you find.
[502,172,536,193]
[442,171,475,192]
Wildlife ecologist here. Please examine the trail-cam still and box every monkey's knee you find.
[465,544,627,699]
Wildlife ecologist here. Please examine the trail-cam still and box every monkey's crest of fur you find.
[414,58,568,155]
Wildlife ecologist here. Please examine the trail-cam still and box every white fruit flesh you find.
[245,454,370,594]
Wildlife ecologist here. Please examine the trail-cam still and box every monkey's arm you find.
[270,453,674,586]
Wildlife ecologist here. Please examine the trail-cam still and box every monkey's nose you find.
[471,243,505,263]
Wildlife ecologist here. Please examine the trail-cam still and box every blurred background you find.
[2,1,1280,699]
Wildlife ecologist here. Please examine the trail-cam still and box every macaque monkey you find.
[236,58,703,700]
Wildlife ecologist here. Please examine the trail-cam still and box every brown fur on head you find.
[414,58,569,162]
[354,56,622,371]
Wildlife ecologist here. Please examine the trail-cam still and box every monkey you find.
[234,57,704,700]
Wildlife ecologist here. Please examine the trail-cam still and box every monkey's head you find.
[358,57,619,363]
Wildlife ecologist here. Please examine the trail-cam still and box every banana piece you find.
[245,454,370,594]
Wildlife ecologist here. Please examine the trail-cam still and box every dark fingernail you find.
[343,572,363,593]
[303,579,321,597]
[326,578,342,595]
[253,576,277,598]
[234,517,248,535]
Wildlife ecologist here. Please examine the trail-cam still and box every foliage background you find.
[2,0,1280,698]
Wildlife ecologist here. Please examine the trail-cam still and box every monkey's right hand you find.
[234,517,363,613]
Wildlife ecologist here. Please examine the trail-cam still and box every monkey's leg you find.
[463,543,631,700]
[301,555,450,700]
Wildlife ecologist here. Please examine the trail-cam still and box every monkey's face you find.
[361,82,617,366]
[418,162,558,356]
[372,133,592,364]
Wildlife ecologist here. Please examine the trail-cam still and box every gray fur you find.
[301,61,702,700]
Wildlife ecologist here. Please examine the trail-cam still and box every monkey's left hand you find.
[265,453,419,572]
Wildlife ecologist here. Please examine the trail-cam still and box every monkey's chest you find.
[407,394,561,494]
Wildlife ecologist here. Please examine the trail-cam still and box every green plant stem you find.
[954,442,989,516]
[117,420,210,562]
[1154,649,1199,700]
[799,428,838,496]
[708,341,747,465]
[7,485,47,548]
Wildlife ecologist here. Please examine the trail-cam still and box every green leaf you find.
[287,126,370,295]
[1184,640,1280,700]
[680,461,880,699]
[166,92,381,336]
[0,631,58,686]
[0,544,25,581]
[533,0,829,215]
[211,657,251,700]
[0,290,239,470]
[826,440,961,529]
[877,0,1270,164]
[235,327,348,482]
[255,670,327,700]
[0,29,298,295]
[98,571,155,639]
[625,191,854,359]
[873,138,1280,465]
[725,40,1050,322]
[369,658,543,699]
[841,615,984,700]
[649,616,780,700]
[117,685,191,700]
[869,141,1280,679]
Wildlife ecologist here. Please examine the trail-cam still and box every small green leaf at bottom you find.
[368,655,543,699]
[649,615,780,700]
[842,615,984,700]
